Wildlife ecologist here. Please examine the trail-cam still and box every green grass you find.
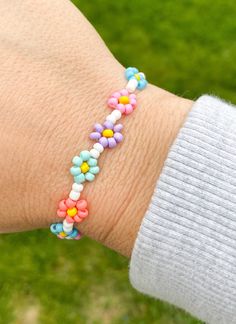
[1,0,236,323]
[0,233,201,324]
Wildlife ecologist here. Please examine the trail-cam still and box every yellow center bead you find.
[59,232,67,237]
[118,96,130,104]
[67,207,78,217]
[102,129,114,138]
[134,73,141,81]
[80,162,90,174]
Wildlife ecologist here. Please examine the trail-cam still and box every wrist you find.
[90,85,192,256]
[33,76,192,257]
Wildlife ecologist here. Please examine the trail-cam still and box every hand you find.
[0,0,192,256]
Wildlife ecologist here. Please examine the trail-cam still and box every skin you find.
[0,0,192,256]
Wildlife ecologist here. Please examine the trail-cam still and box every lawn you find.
[0,0,235,323]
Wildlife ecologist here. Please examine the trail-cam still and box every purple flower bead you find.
[89,121,123,149]
[99,137,109,148]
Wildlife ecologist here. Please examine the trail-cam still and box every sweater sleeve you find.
[130,95,236,324]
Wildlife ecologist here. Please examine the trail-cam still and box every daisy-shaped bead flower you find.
[90,120,123,148]
[107,89,137,115]
[70,150,99,183]
[57,197,88,224]
[125,67,147,91]
[50,223,81,240]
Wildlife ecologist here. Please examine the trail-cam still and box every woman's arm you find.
[0,0,191,256]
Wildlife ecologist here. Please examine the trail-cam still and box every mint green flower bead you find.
[74,173,85,184]
[70,166,81,176]
[88,158,97,167]
[85,172,95,182]
[71,149,99,184]
[80,150,90,161]
[89,166,99,175]
[72,156,82,166]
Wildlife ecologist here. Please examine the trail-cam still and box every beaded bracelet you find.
[50,67,148,240]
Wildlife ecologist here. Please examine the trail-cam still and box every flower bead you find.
[70,150,99,183]
[50,223,81,240]
[90,120,123,148]
[125,67,147,90]
[57,197,89,224]
[107,89,137,115]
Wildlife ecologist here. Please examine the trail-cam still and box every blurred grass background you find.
[1,0,236,323]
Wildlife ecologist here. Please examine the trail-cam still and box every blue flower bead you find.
[125,67,148,90]
[50,223,81,240]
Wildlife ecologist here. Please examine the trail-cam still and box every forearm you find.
[0,74,191,253]
[0,0,192,257]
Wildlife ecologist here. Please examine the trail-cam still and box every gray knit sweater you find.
[130,95,236,324]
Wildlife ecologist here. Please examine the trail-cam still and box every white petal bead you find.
[69,190,80,201]
[126,78,138,93]
[111,109,122,121]
[63,224,73,234]
[63,219,73,234]
[63,225,73,232]
[72,183,83,192]
[93,142,104,153]
[106,114,116,124]
[63,223,72,230]
[90,148,100,159]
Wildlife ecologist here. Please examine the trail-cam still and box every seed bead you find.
[90,148,100,159]
[67,207,77,217]
[102,129,114,138]
[119,96,129,104]
[93,142,104,153]
[111,109,122,121]
[69,190,80,201]
[126,78,138,93]
[63,219,73,234]
[106,114,116,124]
[80,162,89,173]
[72,183,83,192]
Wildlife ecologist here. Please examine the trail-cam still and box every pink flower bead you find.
[57,197,89,224]
[108,89,137,115]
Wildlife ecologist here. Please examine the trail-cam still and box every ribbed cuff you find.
[130,95,236,324]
